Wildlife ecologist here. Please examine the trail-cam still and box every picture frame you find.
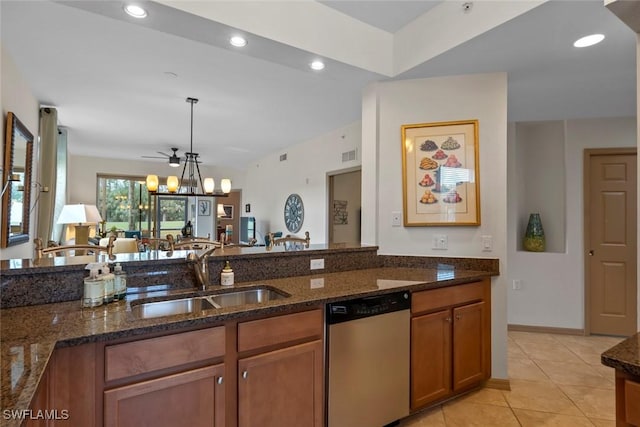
[221,204,233,220]
[198,200,211,216]
[401,119,480,226]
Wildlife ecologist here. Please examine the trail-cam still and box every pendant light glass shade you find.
[146,175,159,192]
[217,204,226,217]
[221,179,232,194]
[203,178,215,194]
[167,176,179,193]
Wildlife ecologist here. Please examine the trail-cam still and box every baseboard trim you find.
[484,378,511,391]
[508,324,585,336]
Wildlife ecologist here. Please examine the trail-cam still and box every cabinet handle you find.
[217,376,223,385]
[445,317,452,323]
[455,313,462,320]
[242,370,248,379]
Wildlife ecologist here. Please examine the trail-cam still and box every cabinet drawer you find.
[105,327,225,382]
[412,281,484,315]
[625,379,640,425]
[238,309,323,353]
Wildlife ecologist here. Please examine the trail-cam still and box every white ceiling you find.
[0,1,636,170]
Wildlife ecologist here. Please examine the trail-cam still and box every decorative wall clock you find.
[284,193,304,233]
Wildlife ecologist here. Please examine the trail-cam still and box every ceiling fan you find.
[142,147,182,168]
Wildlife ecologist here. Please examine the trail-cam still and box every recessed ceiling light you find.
[573,34,605,48]
[310,60,325,71]
[124,4,147,19]
[230,36,247,47]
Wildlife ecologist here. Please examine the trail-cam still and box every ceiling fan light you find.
[203,178,215,194]
[146,175,158,192]
[221,179,232,193]
[169,156,180,167]
[167,176,179,193]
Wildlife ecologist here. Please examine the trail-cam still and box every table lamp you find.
[56,204,102,245]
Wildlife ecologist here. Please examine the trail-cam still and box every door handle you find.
[455,313,462,320]
[242,370,248,379]
[588,250,594,256]
[444,317,452,323]
[217,376,223,385]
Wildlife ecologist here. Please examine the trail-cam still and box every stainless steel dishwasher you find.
[326,291,410,427]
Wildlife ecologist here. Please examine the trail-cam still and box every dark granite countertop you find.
[0,266,493,426]
[601,332,640,377]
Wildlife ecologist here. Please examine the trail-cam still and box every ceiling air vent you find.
[342,149,356,163]
[280,153,287,161]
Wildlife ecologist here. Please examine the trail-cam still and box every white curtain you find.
[36,107,58,242]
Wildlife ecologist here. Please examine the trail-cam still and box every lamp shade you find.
[146,174,159,192]
[221,179,232,193]
[217,204,226,217]
[56,204,103,225]
[203,178,215,194]
[167,176,179,193]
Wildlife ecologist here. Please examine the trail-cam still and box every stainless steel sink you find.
[210,287,288,308]
[130,296,216,319]
[130,286,289,319]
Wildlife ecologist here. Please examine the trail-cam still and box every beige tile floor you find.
[399,331,624,427]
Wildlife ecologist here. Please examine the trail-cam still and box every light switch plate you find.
[481,235,493,251]
[391,211,402,227]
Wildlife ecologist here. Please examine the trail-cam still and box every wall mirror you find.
[2,112,34,247]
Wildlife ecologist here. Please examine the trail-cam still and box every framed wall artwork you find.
[221,204,234,220]
[198,200,211,216]
[401,119,480,226]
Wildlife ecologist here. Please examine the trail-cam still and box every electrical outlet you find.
[433,235,448,250]
[481,235,493,252]
[512,279,522,290]
[310,259,325,270]
[391,211,402,227]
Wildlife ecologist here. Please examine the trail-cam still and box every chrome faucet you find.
[186,243,223,289]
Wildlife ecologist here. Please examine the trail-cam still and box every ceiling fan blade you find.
[156,151,171,158]
[141,155,167,159]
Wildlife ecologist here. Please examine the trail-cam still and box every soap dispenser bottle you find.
[82,267,103,308]
[221,261,234,286]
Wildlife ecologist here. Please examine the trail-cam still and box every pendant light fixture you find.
[146,97,230,197]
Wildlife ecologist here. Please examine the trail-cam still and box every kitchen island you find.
[1,246,498,427]
[602,333,640,426]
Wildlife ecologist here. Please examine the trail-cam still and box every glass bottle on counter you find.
[101,265,115,304]
[82,268,103,308]
[113,263,127,301]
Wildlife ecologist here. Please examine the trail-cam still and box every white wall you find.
[507,116,637,329]
[0,44,40,260]
[242,121,362,243]
[361,73,509,379]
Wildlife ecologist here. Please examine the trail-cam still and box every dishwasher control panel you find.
[326,291,410,324]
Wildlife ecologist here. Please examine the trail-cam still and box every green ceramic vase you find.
[523,213,545,252]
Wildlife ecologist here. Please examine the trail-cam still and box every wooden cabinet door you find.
[238,340,323,427]
[26,364,50,427]
[452,301,487,391]
[411,309,452,410]
[104,364,224,427]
